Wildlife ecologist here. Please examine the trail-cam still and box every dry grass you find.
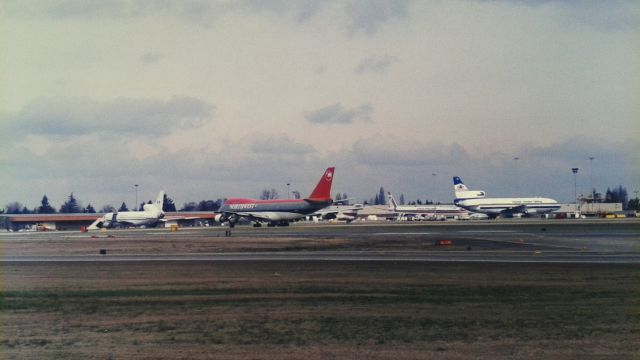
[2,261,639,359]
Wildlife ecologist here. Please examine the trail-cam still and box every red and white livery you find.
[216,167,335,227]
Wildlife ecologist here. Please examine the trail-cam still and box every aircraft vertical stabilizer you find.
[453,176,486,200]
[307,167,335,200]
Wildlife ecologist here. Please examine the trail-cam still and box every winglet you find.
[307,167,335,200]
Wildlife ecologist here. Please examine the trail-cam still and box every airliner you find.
[215,167,335,227]
[452,176,560,218]
[310,204,363,223]
[88,191,166,229]
[387,192,470,220]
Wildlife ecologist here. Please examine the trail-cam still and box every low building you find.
[0,212,217,231]
[556,203,623,216]
[0,214,101,231]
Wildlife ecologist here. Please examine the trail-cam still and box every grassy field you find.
[2,261,639,359]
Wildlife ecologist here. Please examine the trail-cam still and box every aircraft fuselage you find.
[455,197,560,215]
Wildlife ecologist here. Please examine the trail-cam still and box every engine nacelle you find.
[228,214,239,224]
[214,214,227,223]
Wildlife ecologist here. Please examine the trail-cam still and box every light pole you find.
[432,173,437,204]
[134,184,139,211]
[572,168,579,213]
[513,157,519,195]
[588,156,595,198]
[287,183,290,199]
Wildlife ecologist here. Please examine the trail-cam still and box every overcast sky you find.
[1,0,639,209]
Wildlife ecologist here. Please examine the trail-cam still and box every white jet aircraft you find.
[387,192,470,220]
[452,177,560,218]
[88,191,166,229]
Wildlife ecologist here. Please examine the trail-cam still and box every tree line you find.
[3,185,638,214]
[1,193,225,214]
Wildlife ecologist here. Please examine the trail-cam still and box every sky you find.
[1,0,639,210]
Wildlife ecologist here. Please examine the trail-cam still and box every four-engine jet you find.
[452,176,560,218]
[215,167,335,227]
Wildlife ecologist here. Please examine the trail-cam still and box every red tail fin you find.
[307,167,335,200]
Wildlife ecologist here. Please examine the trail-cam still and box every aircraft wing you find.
[219,211,274,223]
[311,205,362,218]
[161,213,216,221]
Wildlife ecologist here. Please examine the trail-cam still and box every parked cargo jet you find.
[452,176,560,218]
[216,167,335,227]
[88,191,166,229]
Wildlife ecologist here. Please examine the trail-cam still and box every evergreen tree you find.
[399,194,405,205]
[38,195,56,214]
[60,193,81,213]
[604,186,628,208]
[85,204,96,213]
[118,202,129,212]
[378,187,386,205]
[163,194,177,212]
[627,198,640,211]
[5,202,23,214]
[197,200,220,211]
[100,205,115,213]
[181,202,198,211]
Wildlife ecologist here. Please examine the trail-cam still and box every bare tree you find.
[260,188,279,200]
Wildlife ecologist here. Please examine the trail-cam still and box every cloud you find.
[355,55,398,75]
[305,103,373,124]
[3,0,414,34]
[1,130,637,209]
[249,133,316,155]
[238,0,326,24]
[344,0,410,35]
[352,134,472,166]
[4,96,214,138]
[473,0,640,30]
[140,52,163,65]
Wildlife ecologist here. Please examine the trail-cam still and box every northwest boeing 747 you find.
[452,176,560,218]
[215,167,335,227]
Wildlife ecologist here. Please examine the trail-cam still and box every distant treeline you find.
[1,193,223,214]
[2,185,638,214]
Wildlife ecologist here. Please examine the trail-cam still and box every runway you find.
[3,251,640,264]
[2,219,639,263]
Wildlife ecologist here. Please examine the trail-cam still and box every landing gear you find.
[252,222,262,227]
[268,220,290,227]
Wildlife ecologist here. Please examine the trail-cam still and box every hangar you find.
[0,213,216,232]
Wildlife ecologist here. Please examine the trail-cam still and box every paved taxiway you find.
[1,219,639,263]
